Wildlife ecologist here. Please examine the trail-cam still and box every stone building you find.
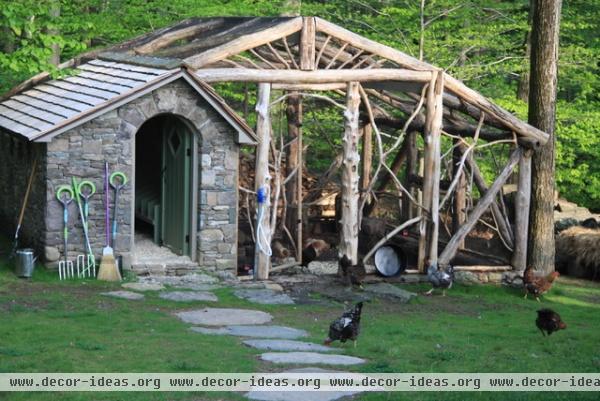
[0,60,256,275]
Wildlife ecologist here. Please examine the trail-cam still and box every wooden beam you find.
[184,18,303,69]
[254,83,273,280]
[404,131,418,220]
[339,82,361,265]
[459,143,515,249]
[511,149,532,271]
[439,147,522,267]
[300,17,316,70]
[285,92,302,259]
[272,83,346,91]
[428,72,444,264]
[314,17,549,147]
[452,140,466,250]
[192,68,434,83]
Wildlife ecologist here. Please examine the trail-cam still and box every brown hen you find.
[523,266,559,301]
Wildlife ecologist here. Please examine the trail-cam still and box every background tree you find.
[528,0,563,273]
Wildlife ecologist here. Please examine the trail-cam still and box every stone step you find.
[243,339,334,352]
[259,352,365,366]
[191,325,308,339]
[176,308,273,326]
[101,291,144,300]
[234,289,295,305]
[159,291,218,302]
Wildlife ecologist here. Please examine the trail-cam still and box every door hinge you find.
[187,148,191,157]
[185,234,190,243]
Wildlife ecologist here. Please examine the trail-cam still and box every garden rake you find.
[73,177,96,278]
[56,185,75,280]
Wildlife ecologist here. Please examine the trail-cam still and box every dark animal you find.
[523,266,560,301]
[324,302,363,347]
[301,239,330,268]
[425,261,454,296]
[339,254,366,288]
[536,309,567,336]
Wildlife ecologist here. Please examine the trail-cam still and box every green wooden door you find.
[161,119,191,256]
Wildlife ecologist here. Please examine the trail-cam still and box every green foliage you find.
[0,0,598,209]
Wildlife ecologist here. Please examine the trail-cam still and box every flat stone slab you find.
[100,291,144,300]
[363,282,417,302]
[191,325,308,339]
[234,289,295,305]
[172,283,221,291]
[243,340,334,352]
[176,308,272,326]
[260,352,365,366]
[121,282,165,292]
[159,291,218,302]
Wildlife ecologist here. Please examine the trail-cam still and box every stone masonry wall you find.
[0,132,47,255]
[43,78,239,273]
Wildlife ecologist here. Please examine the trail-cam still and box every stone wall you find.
[0,132,47,255]
[42,78,239,273]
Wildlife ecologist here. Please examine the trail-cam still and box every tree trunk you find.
[339,82,361,267]
[285,93,301,243]
[452,140,466,250]
[47,1,61,66]
[517,2,534,102]
[528,0,562,274]
[254,83,273,280]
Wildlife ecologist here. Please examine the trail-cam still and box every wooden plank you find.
[192,68,433,83]
[511,149,532,271]
[254,83,273,280]
[439,147,522,266]
[184,17,303,69]
[339,81,361,265]
[300,17,316,70]
[314,17,549,147]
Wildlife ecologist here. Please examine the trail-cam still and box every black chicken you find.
[425,260,454,296]
[324,302,363,347]
[301,239,329,269]
[339,255,366,288]
[536,309,567,336]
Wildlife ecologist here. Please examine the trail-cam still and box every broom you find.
[97,162,121,281]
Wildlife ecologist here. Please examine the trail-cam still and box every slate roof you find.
[0,59,256,144]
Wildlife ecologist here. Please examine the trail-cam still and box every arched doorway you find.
[134,114,194,257]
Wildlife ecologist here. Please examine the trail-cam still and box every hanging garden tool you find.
[56,185,74,280]
[109,171,128,249]
[73,177,96,278]
[97,162,121,282]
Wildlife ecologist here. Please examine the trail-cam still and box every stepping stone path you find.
[176,308,273,326]
[246,367,363,401]
[159,291,218,302]
[110,275,368,401]
[243,339,335,352]
[363,282,417,303]
[234,289,295,305]
[191,325,308,339]
[260,352,365,366]
[121,282,165,292]
[101,291,144,300]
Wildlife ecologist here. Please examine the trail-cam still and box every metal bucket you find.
[374,245,405,277]
[15,248,36,278]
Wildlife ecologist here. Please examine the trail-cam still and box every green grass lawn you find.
[1,240,599,401]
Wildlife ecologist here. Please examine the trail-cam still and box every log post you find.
[511,148,532,271]
[452,140,466,250]
[360,123,373,195]
[418,71,443,271]
[339,82,361,266]
[405,131,419,219]
[439,147,522,267]
[300,17,316,70]
[254,83,273,280]
[285,93,301,248]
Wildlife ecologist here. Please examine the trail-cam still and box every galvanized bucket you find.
[15,248,36,278]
